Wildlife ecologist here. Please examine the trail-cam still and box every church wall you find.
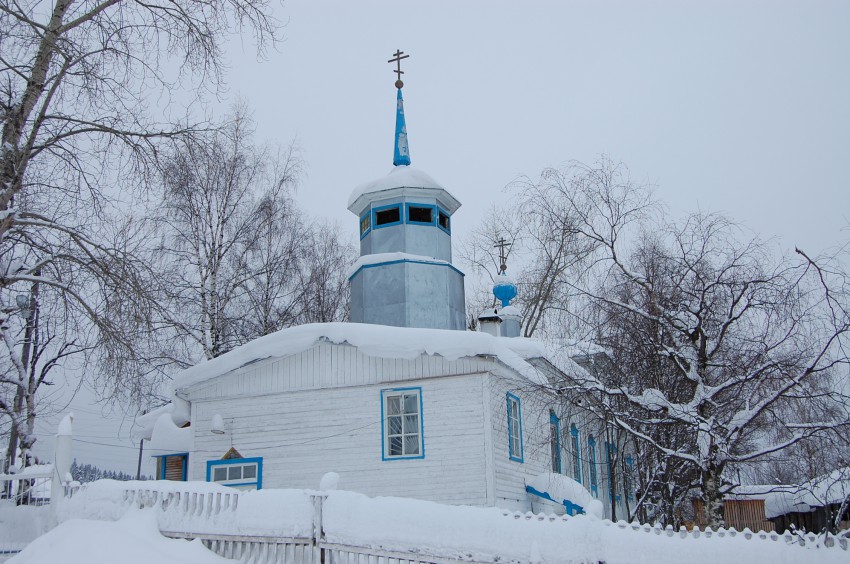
[188,372,489,506]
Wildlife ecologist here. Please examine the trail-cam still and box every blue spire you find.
[393,88,411,166]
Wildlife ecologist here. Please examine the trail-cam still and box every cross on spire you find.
[494,238,511,274]
[388,49,410,89]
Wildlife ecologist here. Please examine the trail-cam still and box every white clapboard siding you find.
[183,342,498,402]
[190,373,489,506]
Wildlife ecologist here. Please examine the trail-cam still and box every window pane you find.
[389,436,403,456]
[408,206,433,223]
[438,211,450,230]
[360,215,370,234]
[403,414,418,434]
[243,465,256,479]
[403,393,418,415]
[228,466,242,480]
[404,435,420,455]
[388,415,402,435]
[376,207,400,225]
[213,467,227,481]
[386,396,401,415]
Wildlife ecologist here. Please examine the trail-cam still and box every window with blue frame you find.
[382,387,424,460]
[506,393,523,463]
[206,457,262,490]
[606,443,620,502]
[587,435,598,496]
[373,204,402,228]
[360,213,371,238]
[406,203,435,225]
[549,411,562,474]
[437,208,451,234]
[570,424,582,485]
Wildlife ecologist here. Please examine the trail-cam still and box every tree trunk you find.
[701,462,725,530]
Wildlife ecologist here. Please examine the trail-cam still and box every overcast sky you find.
[33,0,850,474]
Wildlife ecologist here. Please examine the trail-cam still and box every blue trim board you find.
[550,411,562,474]
[206,457,263,490]
[405,203,437,226]
[506,392,524,463]
[525,485,585,516]
[588,435,598,496]
[348,258,465,281]
[372,203,403,229]
[380,387,425,461]
[606,443,621,502]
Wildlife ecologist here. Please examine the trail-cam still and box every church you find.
[137,53,634,521]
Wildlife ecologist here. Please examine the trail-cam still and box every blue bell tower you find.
[347,51,466,330]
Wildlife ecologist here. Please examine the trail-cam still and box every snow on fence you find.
[0,468,52,506]
[54,481,846,563]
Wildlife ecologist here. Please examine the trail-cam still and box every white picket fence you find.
[114,484,850,564]
[0,470,52,506]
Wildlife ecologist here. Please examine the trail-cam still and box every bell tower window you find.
[374,204,402,227]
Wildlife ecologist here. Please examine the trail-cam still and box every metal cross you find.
[494,238,510,273]
[388,49,410,88]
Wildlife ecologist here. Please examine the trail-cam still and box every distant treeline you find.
[70,459,151,483]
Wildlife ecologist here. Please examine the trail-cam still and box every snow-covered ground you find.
[2,479,847,563]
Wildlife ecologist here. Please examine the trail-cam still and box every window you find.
[570,424,582,485]
[437,209,451,233]
[206,457,262,490]
[506,393,523,462]
[587,435,598,496]
[606,443,620,502]
[406,204,435,225]
[156,453,188,481]
[382,388,424,460]
[360,213,371,237]
[549,411,562,474]
[374,204,402,228]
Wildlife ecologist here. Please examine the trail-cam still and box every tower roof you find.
[347,165,461,214]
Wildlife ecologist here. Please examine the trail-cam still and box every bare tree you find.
[486,158,850,529]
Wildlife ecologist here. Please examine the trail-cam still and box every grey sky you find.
[32,0,850,474]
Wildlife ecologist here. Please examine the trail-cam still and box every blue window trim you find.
[380,387,425,461]
[359,212,371,239]
[206,457,263,490]
[405,203,437,226]
[506,392,524,463]
[606,443,621,502]
[153,452,188,481]
[588,435,598,497]
[550,411,562,474]
[436,207,451,235]
[348,258,466,281]
[372,203,403,229]
[570,424,582,485]
[625,455,634,502]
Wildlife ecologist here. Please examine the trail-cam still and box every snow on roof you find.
[172,322,552,393]
[346,252,459,280]
[148,413,192,454]
[348,165,445,208]
[133,397,191,441]
[764,468,850,519]
[526,472,602,518]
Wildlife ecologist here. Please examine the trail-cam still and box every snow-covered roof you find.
[148,414,192,455]
[763,468,850,518]
[172,322,555,393]
[133,397,191,441]
[347,165,461,214]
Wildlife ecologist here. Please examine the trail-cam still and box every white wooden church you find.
[137,56,634,521]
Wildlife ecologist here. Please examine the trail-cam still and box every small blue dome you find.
[493,274,517,308]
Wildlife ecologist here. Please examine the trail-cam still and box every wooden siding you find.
[693,499,775,532]
[190,373,489,506]
[183,342,499,401]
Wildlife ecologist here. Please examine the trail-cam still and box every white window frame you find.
[381,387,424,460]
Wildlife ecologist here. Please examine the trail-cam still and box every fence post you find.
[311,493,328,563]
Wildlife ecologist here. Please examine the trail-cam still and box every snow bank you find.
[0,503,55,552]
[347,165,447,208]
[9,508,228,564]
[172,322,553,391]
[526,472,601,517]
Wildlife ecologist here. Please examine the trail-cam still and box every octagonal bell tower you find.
[347,52,466,330]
